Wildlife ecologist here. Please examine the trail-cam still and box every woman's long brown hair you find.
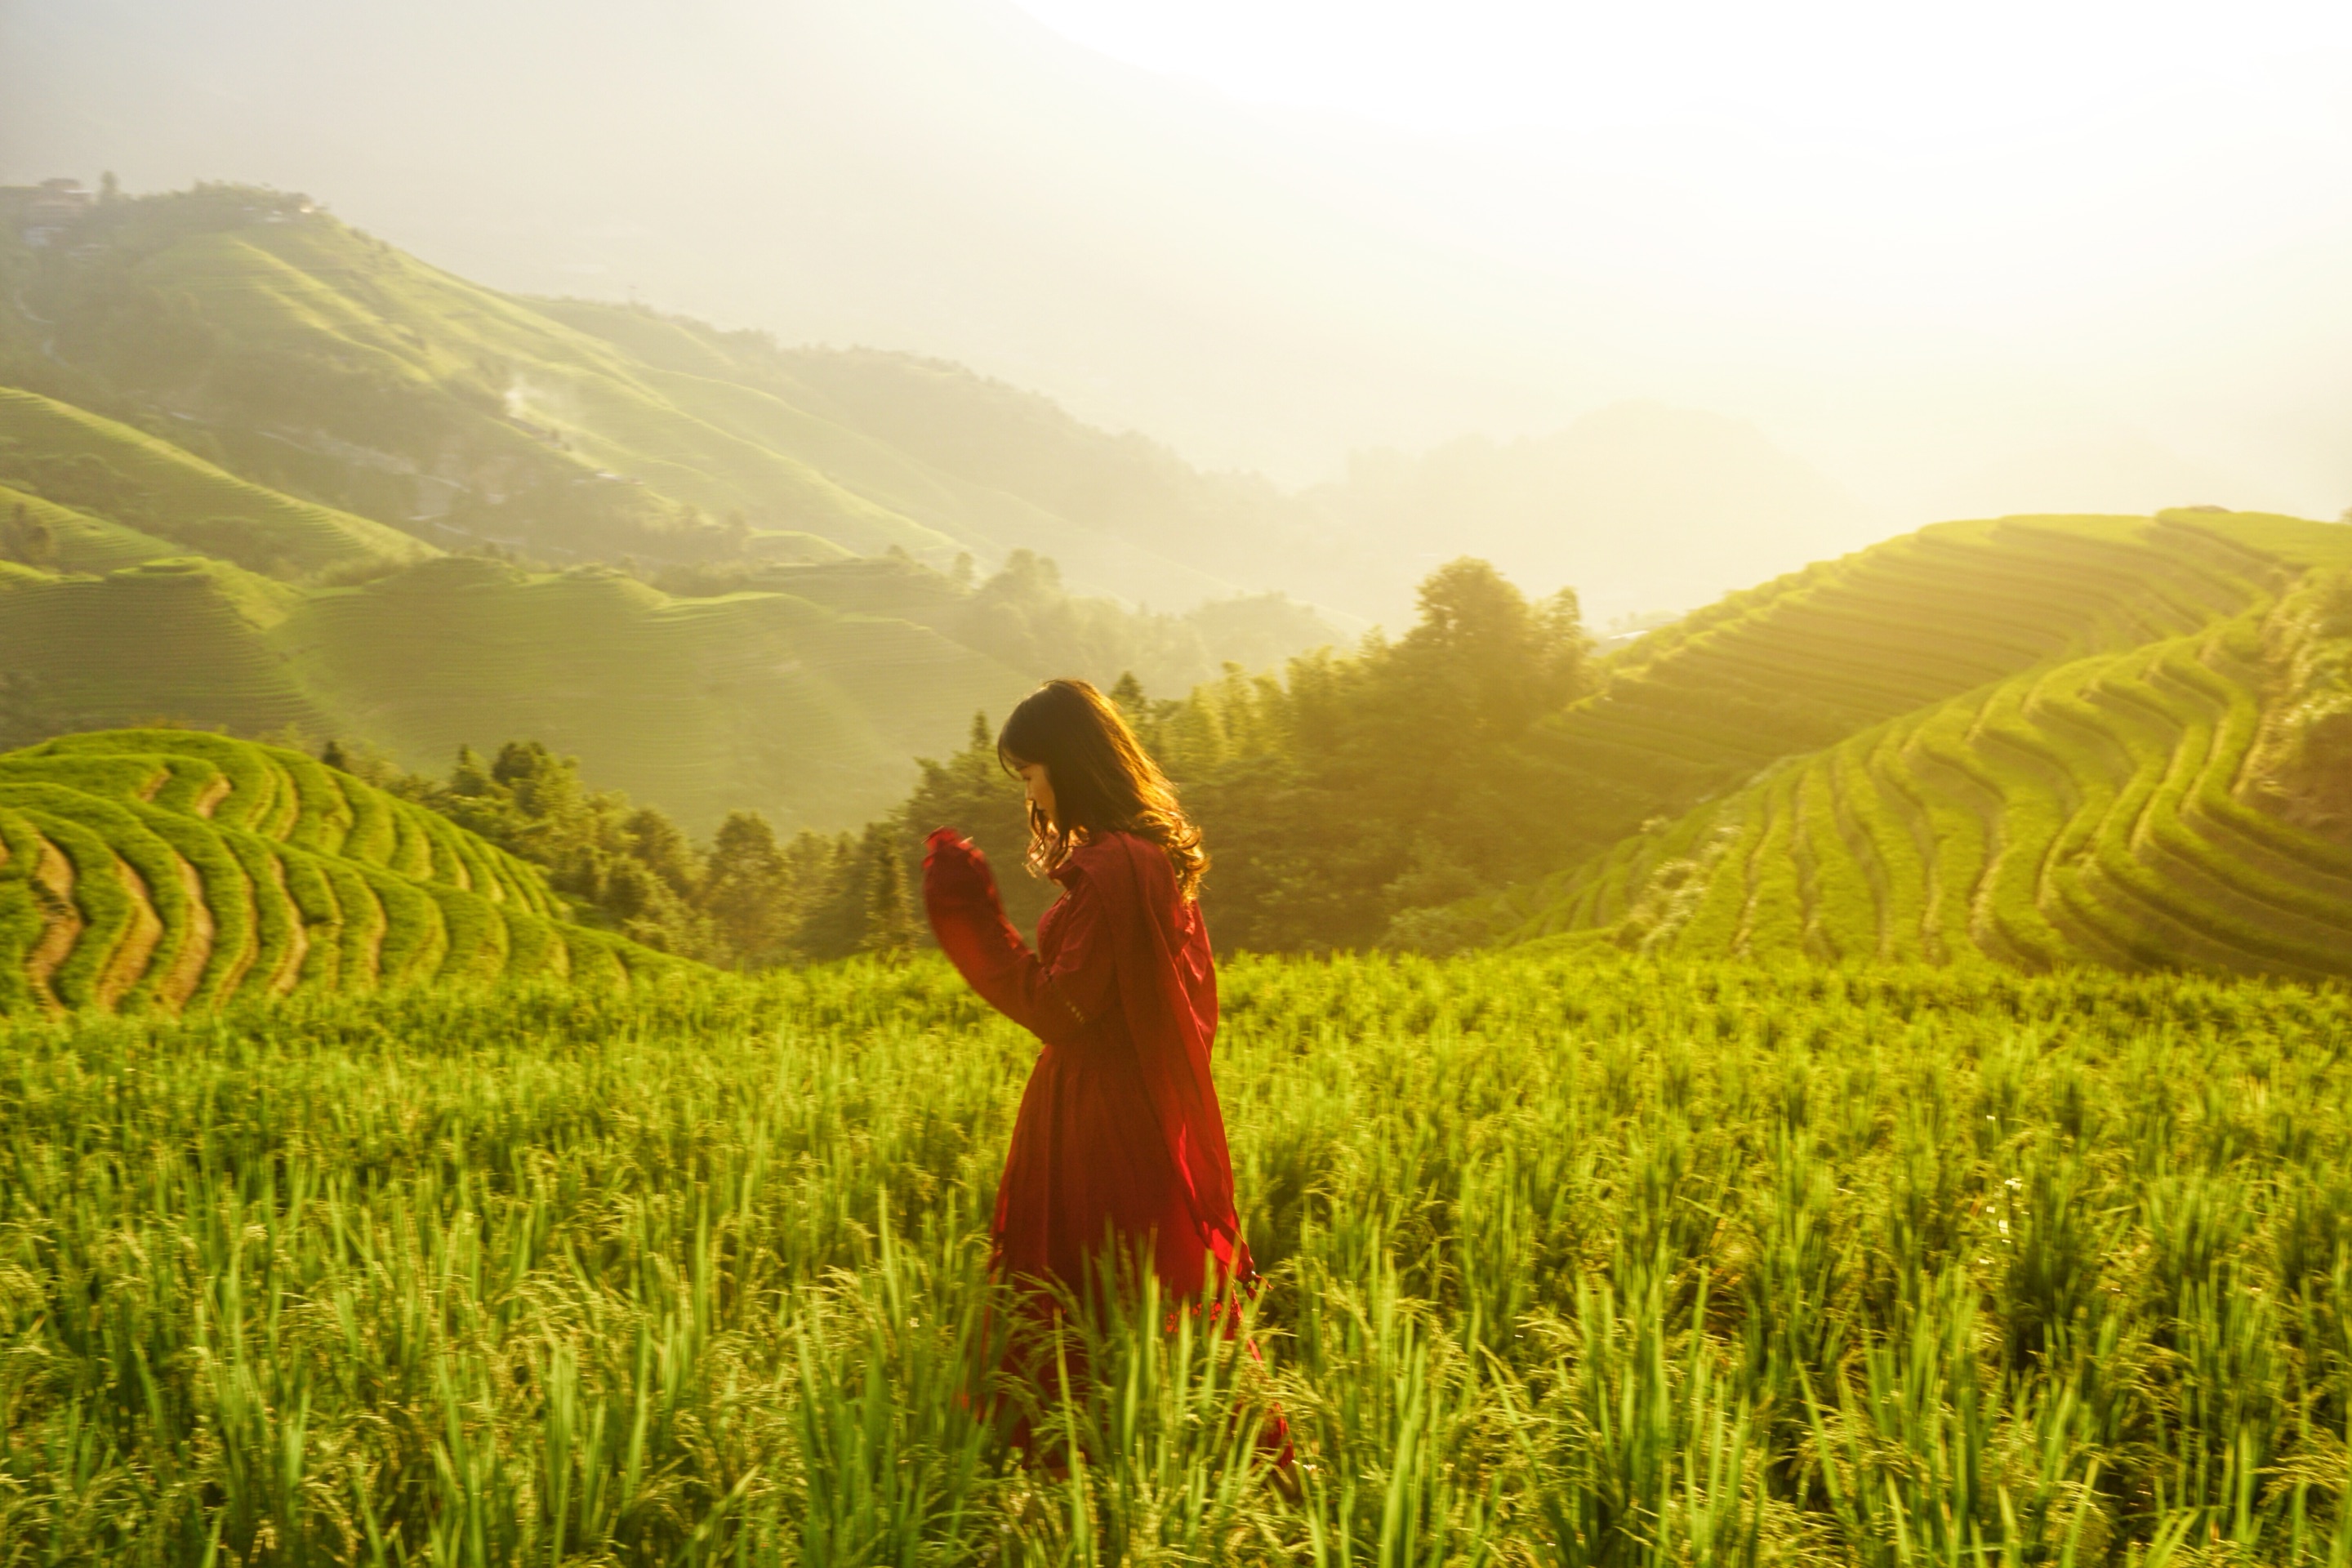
[997,679,1208,898]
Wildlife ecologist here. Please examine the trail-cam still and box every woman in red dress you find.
[921,679,1270,1421]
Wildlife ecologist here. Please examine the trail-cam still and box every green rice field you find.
[5,952,2350,1564]
[1502,514,2352,981]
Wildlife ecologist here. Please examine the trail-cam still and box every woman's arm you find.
[922,829,1116,1045]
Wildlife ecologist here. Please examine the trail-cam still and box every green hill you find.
[0,185,1267,607]
[289,555,1032,831]
[0,553,1036,833]
[0,480,184,572]
[1509,510,2303,863]
[0,385,434,577]
[0,728,666,1013]
[0,185,1343,835]
[0,557,314,745]
[1490,510,2352,977]
[0,523,1318,838]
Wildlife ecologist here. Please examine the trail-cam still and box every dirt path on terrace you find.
[263,852,308,995]
[158,851,214,1011]
[25,838,80,1011]
[95,854,165,1009]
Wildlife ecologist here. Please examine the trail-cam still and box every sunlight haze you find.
[5,0,2350,614]
[9,5,2352,1542]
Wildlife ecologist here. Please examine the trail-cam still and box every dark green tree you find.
[702,811,791,967]
[791,835,871,962]
[1130,558,1592,951]
[621,805,699,898]
[859,824,917,961]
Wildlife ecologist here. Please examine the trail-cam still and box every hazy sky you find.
[991,0,2352,345]
[998,0,2352,519]
[5,0,2351,535]
[1006,1,2348,140]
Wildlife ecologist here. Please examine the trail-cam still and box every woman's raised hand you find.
[923,827,995,899]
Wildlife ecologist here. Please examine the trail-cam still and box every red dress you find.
[921,827,1258,1300]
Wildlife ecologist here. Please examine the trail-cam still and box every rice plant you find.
[2,952,2350,1562]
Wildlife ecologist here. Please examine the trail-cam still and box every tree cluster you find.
[321,738,918,968]
[900,557,1596,955]
[333,556,1590,967]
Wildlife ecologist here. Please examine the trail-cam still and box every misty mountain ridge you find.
[0,179,1867,626]
[9,0,2341,526]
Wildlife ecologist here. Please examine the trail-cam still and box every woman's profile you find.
[921,678,1281,1450]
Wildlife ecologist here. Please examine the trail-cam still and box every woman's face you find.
[1013,760,1057,830]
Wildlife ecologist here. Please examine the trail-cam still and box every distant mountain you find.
[1,0,1566,479]
[527,303,1374,612]
[0,179,1882,620]
[0,184,1304,608]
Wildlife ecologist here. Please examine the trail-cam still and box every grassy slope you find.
[0,385,432,574]
[0,728,665,1015]
[0,550,1032,834]
[1502,511,2352,975]
[290,555,1035,831]
[186,224,938,545]
[0,557,325,742]
[535,298,1241,604]
[7,189,1275,605]
[0,480,184,571]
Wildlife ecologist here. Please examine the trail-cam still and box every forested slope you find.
[0,729,667,1014]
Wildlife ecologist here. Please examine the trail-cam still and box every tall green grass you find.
[3,952,2350,1563]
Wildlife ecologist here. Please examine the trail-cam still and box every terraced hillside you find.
[1499,512,2352,978]
[0,559,314,746]
[0,480,185,573]
[1512,510,2307,863]
[0,191,1343,833]
[287,556,1034,831]
[0,729,667,1014]
[0,554,1033,831]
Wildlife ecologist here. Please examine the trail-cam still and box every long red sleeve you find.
[922,829,1113,1047]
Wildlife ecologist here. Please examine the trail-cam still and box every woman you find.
[925,681,1292,1466]
[922,679,1257,1311]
